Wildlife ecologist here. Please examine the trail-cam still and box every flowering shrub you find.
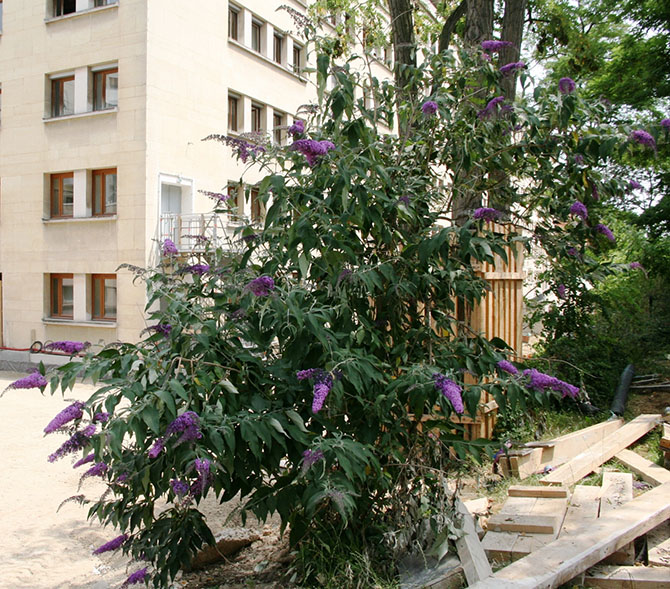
[32,44,658,587]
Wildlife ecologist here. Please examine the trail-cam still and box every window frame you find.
[51,75,75,118]
[91,274,117,321]
[228,5,239,40]
[273,112,284,144]
[50,273,74,319]
[53,0,76,17]
[228,94,239,132]
[293,43,303,74]
[251,19,262,53]
[93,67,118,111]
[50,172,74,218]
[92,168,117,216]
[273,33,284,64]
[250,186,262,222]
[251,103,262,133]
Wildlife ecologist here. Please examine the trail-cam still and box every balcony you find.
[156,213,248,263]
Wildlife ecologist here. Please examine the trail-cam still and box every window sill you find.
[43,215,118,223]
[43,318,117,328]
[44,107,117,123]
[45,3,119,24]
[228,39,308,83]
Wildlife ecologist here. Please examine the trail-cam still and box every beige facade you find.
[0,0,381,350]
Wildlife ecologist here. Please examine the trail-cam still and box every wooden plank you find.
[647,520,670,567]
[454,498,492,585]
[614,449,670,486]
[541,415,661,487]
[599,472,635,565]
[583,565,670,587]
[508,485,568,499]
[559,484,601,538]
[488,514,558,534]
[462,497,491,516]
[467,483,670,589]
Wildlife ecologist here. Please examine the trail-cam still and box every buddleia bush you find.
[17,43,660,587]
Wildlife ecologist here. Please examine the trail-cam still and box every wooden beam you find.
[647,520,670,567]
[614,449,670,486]
[462,497,491,516]
[488,514,558,534]
[599,472,634,565]
[508,485,568,499]
[558,484,601,538]
[468,483,670,589]
[454,498,492,585]
[583,565,670,587]
[541,415,661,487]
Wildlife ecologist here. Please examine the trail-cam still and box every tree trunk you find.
[388,0,417,132]
[464,0,494,46]
[499,0,526,101]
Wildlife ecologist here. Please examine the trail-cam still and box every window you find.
[93,68,118,111]
[273,112,284,144]
[94,0,113,6]
[51,75,75,117]
[251,20,262,52]
[92,168,117,216]
[273,33,283,64]
[251,103,262,132]
[293,44,303,74]
[50,173,74,218]
[92,274,117,321]
[51,274,74,318]
[53,0,76,17]
[228,94,239,132]
[228,6,239,40]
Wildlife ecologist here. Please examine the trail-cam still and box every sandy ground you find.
[0,371,287,589]
[0,372,141,589]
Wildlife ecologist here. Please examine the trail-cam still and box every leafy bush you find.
[21,45,654,587]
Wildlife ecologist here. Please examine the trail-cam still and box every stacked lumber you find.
[662,423,670,469]
[498,419,623,479]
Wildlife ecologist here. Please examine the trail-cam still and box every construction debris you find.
[452,414,670,588]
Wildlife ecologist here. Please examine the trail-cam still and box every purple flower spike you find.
[296,368,319,381]
[147,438,165,459]
[93,412,110,423]
[6,372,48,392]
[288,119,305,136]
[421,100,438,115]
[574,155,584,165]
[246,275,275,296]
[499,61,525,75]
[146,323,172,337]
[44,341,89,355]
[290,139,335,166]
[497,360,518,376]
[170,478,190,497]
[83,462,108,478]
[629,129,656,149]
[182,263,210,275]
[558,77,576,94]
[661,118,670,129]
[121,568,148,587]
[298,369,334,413]
[523,369,579,398]
[93,534,128,555]
[312,382,331,413]
[302,449,325,470]
[48,426,96,463]
[481,40,514,52]
[166,411,202,445]
[567,247,579,257]
[162,238,178,256]
[73,453,95,468]
[596,223,615,242]
[629,180,643,191]
[630,262,644,270]
[569,201,588,219]
[190,458,212,496]
[557,284,567,300]
[478,96,505,119]
[473,207,502,222]
[433,373,464,414]
[44,401,85,434]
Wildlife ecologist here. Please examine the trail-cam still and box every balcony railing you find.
[157,213,247,260]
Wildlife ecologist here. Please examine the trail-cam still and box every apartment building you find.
[0,0,381,351]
